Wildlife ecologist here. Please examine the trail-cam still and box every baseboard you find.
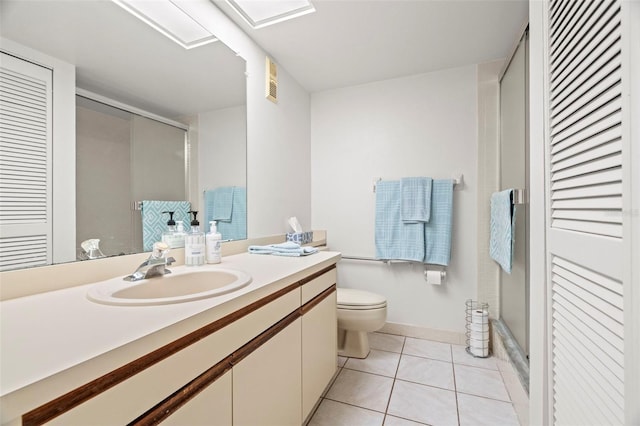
[379,322,466,345]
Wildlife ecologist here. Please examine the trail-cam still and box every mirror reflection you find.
[0,0,247,270]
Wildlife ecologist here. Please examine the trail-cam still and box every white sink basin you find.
[87,268,252,306]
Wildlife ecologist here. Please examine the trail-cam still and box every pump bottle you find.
[185,211,205,266]
[206,221,222,264]
[161,211,177,248]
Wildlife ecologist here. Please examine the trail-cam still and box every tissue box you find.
[286,231,314,245]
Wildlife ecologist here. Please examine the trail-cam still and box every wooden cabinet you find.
[233,318,302,426]
[162,371,232,426]
[302,291,337,421]
[15,265,337,426]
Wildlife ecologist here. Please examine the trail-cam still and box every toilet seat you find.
[337,288,387,310]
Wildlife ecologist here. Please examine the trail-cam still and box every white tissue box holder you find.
[286,231,313,245]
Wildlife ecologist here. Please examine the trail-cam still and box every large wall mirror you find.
[0,0,247,270]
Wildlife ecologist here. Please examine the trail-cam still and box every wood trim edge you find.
[301,284,336,316]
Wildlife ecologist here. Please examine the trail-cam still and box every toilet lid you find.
[337,288,387,309]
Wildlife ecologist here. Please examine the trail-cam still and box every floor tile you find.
[308,399,385,426]
[451,345,498,370]
[402,337,452,362]
[325,368,394,412]
[383,415,428,425]
[387,380,458,426]
[338,356,348,367]
[369,332,405,353]
[345,349,401,377]
[454,364,510,401]
[457,393,520,426]
[396,354,455,390]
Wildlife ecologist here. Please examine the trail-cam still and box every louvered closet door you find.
[545,0,627,424]
[0,53,52,271]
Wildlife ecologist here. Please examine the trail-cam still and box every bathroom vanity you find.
[0,250,340,425]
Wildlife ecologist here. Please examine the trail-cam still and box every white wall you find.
[310,65,478,333]
[179,1,312,237]
[198,105,247,190]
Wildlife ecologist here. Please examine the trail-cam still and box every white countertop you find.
[0,251,340,397]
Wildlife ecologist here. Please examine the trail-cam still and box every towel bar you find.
[341,255,411,264]
[512,188,527,205]
[372,174,463,193]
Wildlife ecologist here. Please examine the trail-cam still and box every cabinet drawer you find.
[301,268,336,305]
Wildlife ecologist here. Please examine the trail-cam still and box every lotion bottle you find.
[185,211,205,266]
[206,221,222,264]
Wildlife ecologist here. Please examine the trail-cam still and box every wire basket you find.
[465,299,490,358]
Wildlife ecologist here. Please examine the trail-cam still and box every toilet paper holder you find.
[424,269,446,285]
[465,299,490,358]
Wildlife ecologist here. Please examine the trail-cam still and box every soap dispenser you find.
[206,221,222,264]
[172,220,186,248]
[161,211,177,248]
[185,211,205,266]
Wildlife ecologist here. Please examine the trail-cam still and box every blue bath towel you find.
[248,242,318,257]
[424,179,454,266]
[490,189,515,273]
[141,200,191,251]
[375,180,425,262]
[400,177,432,223]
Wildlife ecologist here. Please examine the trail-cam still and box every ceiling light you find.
[225,0,315,29]
[113,0,217,49]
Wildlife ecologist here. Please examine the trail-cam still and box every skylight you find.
[113,0,217,49]
[225,0,315,29]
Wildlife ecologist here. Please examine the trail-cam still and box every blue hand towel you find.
[141,200,191,251]
[490,189,515,273]
[204,187,247,241]
[217,187,247,241]
[375,180,425,262]
[400,177,432,223]
[205,187,234,221]
[424,179,454,266]
[248,242,318,256]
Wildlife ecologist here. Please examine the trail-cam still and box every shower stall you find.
[496,27,530,385]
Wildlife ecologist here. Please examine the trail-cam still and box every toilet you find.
[337,288,387,358]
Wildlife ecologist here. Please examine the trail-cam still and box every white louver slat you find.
[551,255,625,425]
[549,0,623,239]
[0,53,52,271]
[545,0,627,424]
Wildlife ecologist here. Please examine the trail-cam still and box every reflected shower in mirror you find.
[76,97,187,259]
[0,0,247,270]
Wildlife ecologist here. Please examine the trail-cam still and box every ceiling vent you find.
[266,57,277,103]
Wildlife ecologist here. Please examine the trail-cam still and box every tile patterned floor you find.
[307,332,521,426]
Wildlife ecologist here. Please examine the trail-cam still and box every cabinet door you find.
[233,318,302,426]
[302,291,337,421]
[161,370,232,426]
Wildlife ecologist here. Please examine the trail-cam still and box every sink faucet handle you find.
[151,241,170,259]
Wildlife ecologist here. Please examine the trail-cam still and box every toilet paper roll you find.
[470,345,489,357]
[470,330,489,341]
[471,309,489,324]
[425,270,443,285]
[469,335,489,347]
[469,322,488,333]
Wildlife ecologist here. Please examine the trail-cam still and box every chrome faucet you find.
[124,242,175,282]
